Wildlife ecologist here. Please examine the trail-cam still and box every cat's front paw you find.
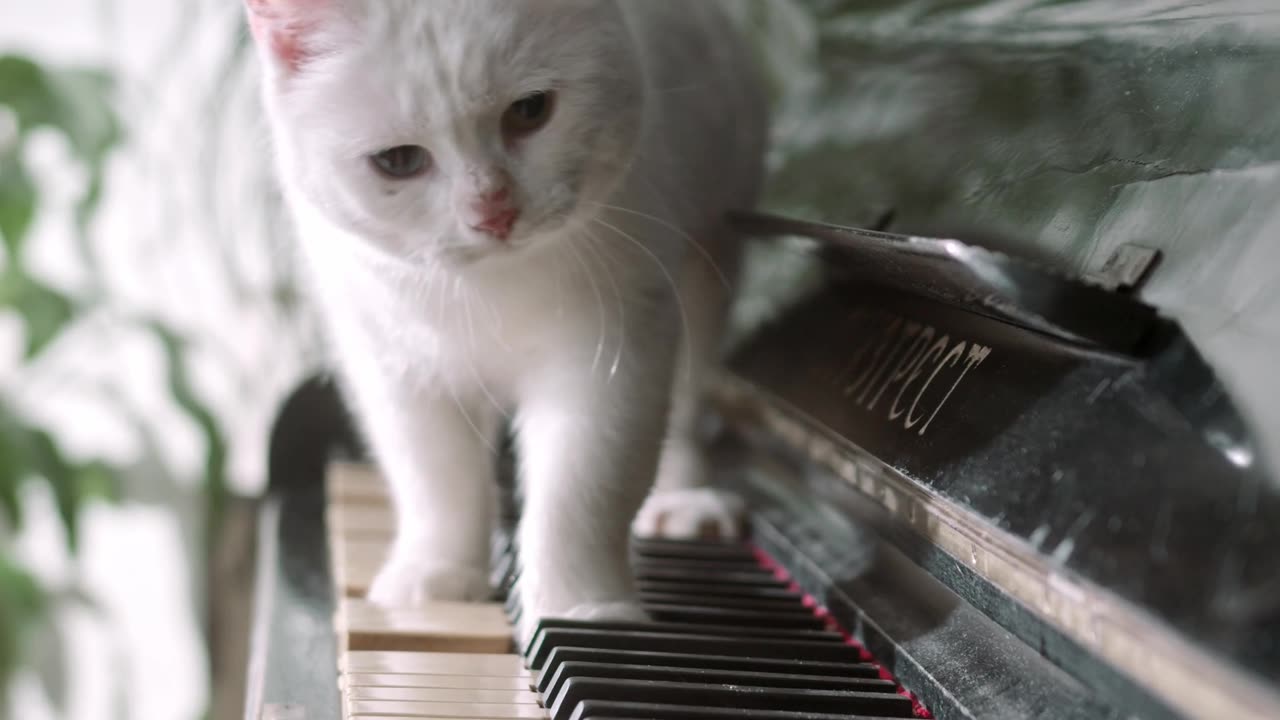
[632,487,746,540]
[366,560,492,607]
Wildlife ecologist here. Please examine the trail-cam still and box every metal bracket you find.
[1084,244,1162,293]
[728,211,1162,355]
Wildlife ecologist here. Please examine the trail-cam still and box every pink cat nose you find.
[471,208,520,240]
[468,186,519,240]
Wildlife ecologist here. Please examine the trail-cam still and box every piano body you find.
[243,3,1280,719]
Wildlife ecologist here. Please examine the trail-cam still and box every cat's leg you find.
[513,323,676,642]
[360,383,500,606]
[632,235,746,540]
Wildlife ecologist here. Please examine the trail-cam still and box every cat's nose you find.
[468,187,519,240]
[471,208,520,240]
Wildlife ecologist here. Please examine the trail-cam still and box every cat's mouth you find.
[426,207,577,268]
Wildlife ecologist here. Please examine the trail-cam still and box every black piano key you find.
[549,678,915,720]
[542,661,899,709]
[524,619,842,656]
[536,648,883,695]
[526,628,863,670]
[567,700,905,720]
[490,552,516,588]
[637,592,814,614]
[505,592,520,616]
[635,568,787,587]
[637,581,801,601]
[513,603,823,634]
[503,566,522,590]
[629,554,766,569]
[512,591,811,620]
[630,537,747,549]
[630,540,758,562]
[491,531,514,554]
[514,598,820,628]
[644,604,827,630]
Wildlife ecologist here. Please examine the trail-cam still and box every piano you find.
[242,210,1280,720]
[235,2,1280,715]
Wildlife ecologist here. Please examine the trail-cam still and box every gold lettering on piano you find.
[839,309,991,436]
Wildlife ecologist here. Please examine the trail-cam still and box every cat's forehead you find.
[367,1,611,86]
[308,2,605,124]
[285,1,631,151]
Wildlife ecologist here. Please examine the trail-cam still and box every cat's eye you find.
[502,91,555,137]
[370,145,430,179]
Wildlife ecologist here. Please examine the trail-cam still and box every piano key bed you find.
[324,462,927,720]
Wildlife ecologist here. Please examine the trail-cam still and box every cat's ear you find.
[243,0,346,76]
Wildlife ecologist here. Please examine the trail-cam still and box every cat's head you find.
[246,0,643,266]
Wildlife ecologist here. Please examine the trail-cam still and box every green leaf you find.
[0,553,49,710]
[146,323,229,532]
[0,269,76,359]
[0,402,120,549]
[0,149,36,260]
[29,608,66,713]
[0,416,26,531]
[0,54,122,271]
[0,56,52,133]
[24,429,80,549]
[76,460,120,504]
[0,55,119,166]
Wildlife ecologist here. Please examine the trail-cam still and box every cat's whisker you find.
[578,231,628,379]
[433,279,499,455]
[450,387,500,455]
[460,285,510,421]
[562,239,609,376]
[589,200,733,292]
[589,217,694,386]
[581,237,624,381]
[421,263,446,320]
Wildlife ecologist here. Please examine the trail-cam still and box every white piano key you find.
[327,503,397,538]
[343,673,532,691]
[341,652,530,678]
[337,600,514,654]
[346,700,546,718]
[347,687,539,704]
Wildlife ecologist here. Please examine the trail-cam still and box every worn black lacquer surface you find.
[725,258,1279,685]
[749,510,1124,720]
[252,377,361,720]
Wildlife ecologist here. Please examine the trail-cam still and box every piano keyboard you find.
[324,462,928,720]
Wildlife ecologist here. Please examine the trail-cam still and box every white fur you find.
[246,0,767,641]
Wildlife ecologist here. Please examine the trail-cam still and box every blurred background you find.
[1,1,1277,719]
[2,2,317,719]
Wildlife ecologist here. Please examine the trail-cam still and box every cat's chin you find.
[432,226,568,269]
[433,241,530,269]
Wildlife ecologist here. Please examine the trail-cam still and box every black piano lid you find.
[728,211,1166,353]
[721,212,1280,703]
[727,210,1265,481]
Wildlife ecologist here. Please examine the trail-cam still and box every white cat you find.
[244,0,768,639]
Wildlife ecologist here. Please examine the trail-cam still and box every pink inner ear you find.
[245,0,326,73]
